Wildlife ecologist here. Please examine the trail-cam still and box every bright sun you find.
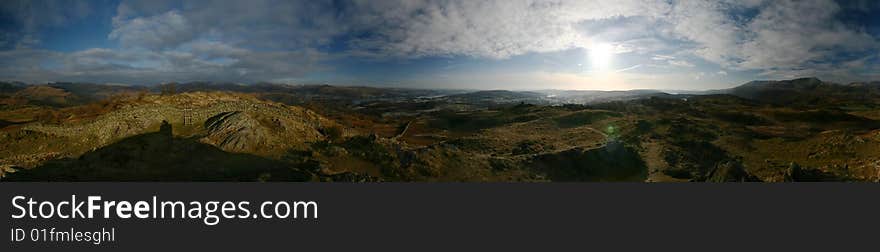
[589,43,613,71]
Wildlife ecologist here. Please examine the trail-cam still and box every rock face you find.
[705,160,760,182]
[200,110,325,155]
[203,111,265,152]
[11,92,334,165]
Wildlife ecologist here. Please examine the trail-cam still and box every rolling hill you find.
[2,77,880,182]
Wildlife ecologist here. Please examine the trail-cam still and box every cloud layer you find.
[0,0,878,88]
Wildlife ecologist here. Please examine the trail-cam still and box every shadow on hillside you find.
[0,119,14,128]
[4,122,311,181]
[528,141,647,182]
[0,119,29,129]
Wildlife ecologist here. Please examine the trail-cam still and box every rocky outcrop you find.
[200,110,325,155]
[705,160,760,182]
[18,92,333,159]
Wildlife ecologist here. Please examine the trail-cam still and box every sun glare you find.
[589,43,613,71]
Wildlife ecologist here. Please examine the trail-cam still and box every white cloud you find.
[109,10,194,50]
[652,55,675,61]
[670,0,876,74]
[738,1,875,70]
[668,59,694,67]
[650,54,693,68]
[669,1,748,67]
[342,0,876,78]
[3,0,880,86]
[0,0,95,49]
[345,0,671,59]
[74,1,880,72]
[0,43,326,84]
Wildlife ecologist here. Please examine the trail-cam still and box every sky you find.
[1,0,879,90]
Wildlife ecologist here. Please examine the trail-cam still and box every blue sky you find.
[1,0,879,90]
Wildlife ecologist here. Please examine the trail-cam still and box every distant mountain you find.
[0,82,146,107]
[845,81,880,87]
[722,77,880,106]
[154,81,250,93]
[162,82,455,105]
[14,85,77,107]
[47,82,146,101]
[730,77,823,100]
[6,78,880,109]
[0,81,27,93]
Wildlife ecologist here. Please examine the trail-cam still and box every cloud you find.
[0,0,339,84]
[339,0,876,77]
[0,48,68,83]
[652,55,675,61]
[670,0,877,74]
[1,0,879,86]
[109,10,195,50]
[345,0,672,59]
[668,60,694,67]
[650,55,693,68]
[0,43,326,84]
[0,0,95,49]
[615,64,642,73]
[738,1,875,69]
[111,0,350,50]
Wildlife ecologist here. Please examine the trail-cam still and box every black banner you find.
[2,183,878,251]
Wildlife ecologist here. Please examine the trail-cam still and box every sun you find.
[589,43,614,71]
